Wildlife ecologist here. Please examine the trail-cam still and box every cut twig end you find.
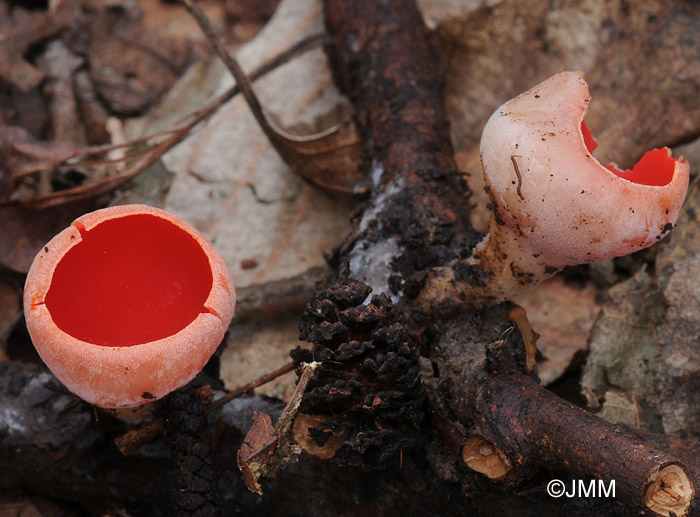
[644,463,694,517]
[462,434,512,481]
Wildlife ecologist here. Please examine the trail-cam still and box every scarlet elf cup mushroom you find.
[417,71,690,311]
[23,204,236,408]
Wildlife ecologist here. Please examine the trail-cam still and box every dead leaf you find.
[266,106,365,194]
[236,362,316,494]
[0,126,83,200]
[291,413,345,460]
[153,0,353,289]
[67,5,191,115]
[0,4,70,91]
[655,178,700,439]
[224,0,280,23]
[438,0,700,169]
[598,390,642,430]
[0,200,100,273]
[580,270,665,432]
[512,277,599,385]
[237,410,278,495]
[36,40,86,144]
[74,70,111,146]
[585,3,700,167]
[183,0,364,195]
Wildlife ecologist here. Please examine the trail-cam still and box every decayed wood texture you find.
[636,432,700,515]
[324,0,478,304]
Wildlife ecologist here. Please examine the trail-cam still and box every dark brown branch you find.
[324,0,477,301]
[432,307,694,515]
[165,386,221,516]
[475,375,692,514]
[634,432,700,515]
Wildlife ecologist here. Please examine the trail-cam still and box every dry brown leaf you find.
[237,410,278,495]
[158,0,353,289]
[580,270,665,432]
[438,0,700,168]
[74,70,112,146]
[598,390,643,430]
[265,107,364,194]
[0,4,70,91]
[512,277,599,386]
[655,178,700,439]
[182,0,364,195]
[0,126,84,200]
[66,5,191,116]
[236,362,315,494]
[36,41,86,145]
[0,200,100,273]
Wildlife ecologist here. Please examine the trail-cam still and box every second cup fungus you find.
[24,204,236,408]
[417,71,690,311]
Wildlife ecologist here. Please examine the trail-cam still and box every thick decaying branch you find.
[635,432,700,515]
[324,0,478,302]
[432,308,694,515]
[476,375,693,513]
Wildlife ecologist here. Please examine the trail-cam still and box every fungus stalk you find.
[416,71,689,312]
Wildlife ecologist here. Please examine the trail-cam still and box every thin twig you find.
[115,360,297,454]
[115,417,165,456]
[10,33,326,208]
[181,0,283,151]
[275,361,318,436]
[206,361,296,414]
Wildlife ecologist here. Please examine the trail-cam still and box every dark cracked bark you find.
[165,386,221,517]
[324,0,479,308]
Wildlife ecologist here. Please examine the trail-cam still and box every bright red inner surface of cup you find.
[581,121,676,187]
[45,214,212,347]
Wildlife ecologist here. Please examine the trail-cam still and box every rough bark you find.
[165,386,221,517]
[324,0,479,307]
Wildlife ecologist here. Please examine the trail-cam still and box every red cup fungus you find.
[24,204,236,408]
[417,71,690,311]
